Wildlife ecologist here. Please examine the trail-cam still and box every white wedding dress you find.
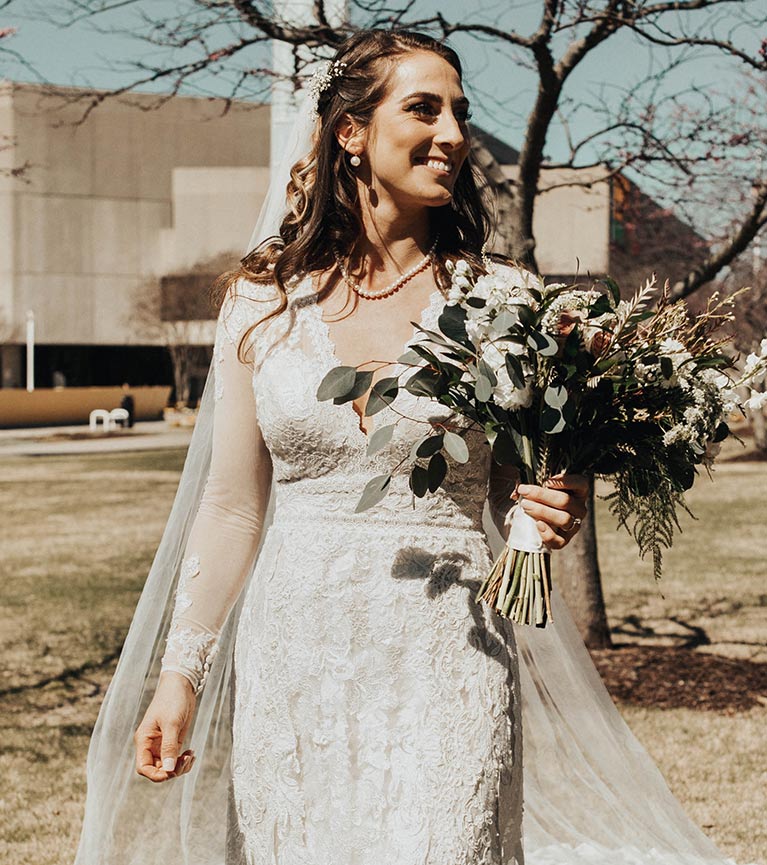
[74,268,745,865]
[160,275,524,864]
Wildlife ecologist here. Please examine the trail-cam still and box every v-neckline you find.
[304,278,445,440]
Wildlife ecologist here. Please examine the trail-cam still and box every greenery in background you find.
[0,446,765,865]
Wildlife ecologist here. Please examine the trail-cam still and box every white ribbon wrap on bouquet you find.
[505,501,550,553]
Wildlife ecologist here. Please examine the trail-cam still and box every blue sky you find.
[1,0,760,166]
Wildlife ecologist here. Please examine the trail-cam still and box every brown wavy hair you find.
[212,28,495,362]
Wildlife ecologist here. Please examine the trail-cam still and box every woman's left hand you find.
[512,472,589,550]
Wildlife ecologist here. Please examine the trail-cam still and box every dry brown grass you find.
[0,447,764,864]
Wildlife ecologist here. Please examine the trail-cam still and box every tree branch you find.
[669,182,767,300]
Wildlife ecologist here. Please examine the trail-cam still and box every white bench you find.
[89,407,130,432]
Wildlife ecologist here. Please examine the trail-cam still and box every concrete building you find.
[0,81,704,408]
[0,81,269,400]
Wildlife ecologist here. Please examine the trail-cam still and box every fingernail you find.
[162,757,176,772]
[518,485,530,494]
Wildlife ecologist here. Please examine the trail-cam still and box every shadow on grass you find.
[591,645,767,712]
[0,648,122,698]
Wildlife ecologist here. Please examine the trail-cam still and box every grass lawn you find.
[0,446,764,864]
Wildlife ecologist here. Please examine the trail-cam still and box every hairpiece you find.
[307,59,347,117]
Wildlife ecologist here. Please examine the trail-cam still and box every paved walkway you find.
[0,420,194,457]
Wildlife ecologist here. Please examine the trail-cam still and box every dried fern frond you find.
[611,274,659,347]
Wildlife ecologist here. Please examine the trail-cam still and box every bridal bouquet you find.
[318,260,767,627]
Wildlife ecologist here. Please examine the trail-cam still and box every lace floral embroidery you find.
[162,625,220,695]
[172,553,200,616]
[161,554,220,694]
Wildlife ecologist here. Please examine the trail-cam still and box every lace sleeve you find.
[160,281,275,695]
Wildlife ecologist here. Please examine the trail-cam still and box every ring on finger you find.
[562,515,583,532]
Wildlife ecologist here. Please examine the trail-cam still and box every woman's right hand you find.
[134,671,197,782]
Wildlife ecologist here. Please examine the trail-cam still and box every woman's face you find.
[354,50,472,213]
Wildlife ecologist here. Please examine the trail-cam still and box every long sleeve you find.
[160,283,274,694]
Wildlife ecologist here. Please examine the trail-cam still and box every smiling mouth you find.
[414,157,454,174]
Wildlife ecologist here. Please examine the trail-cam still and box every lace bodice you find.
[161,274,514,693]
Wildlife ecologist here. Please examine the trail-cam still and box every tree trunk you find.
[554,483,613,648]
[168,344,192,408]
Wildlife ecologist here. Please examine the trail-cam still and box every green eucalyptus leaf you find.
[409,464,429,497]
[492,431,521,466]
[564,330,581,359]
[476,373,493,402]
[413,327,459,348]
[527,330,559,357]
[366,423,396,456]
[364,376,400,416]
[465,296,486,308]
[563,363,578,381]
[493,310,519,333]
[333,369,374,404]
[398,348,422,365]
[443,430,469,463]
[504,353,525,388]
[410,435,428,462]
[317,365,358,401]
[354,474,391,513]
[408,343,443,366]
[541,406,566,434]
[517,305,536,328]
[587,294,614,319]
[660,356,674,380]
[602,276,621,307]
[478,358,498,386]
[427,452,448,491]
[405,367,442,397]
[713,421,729,443]
[416,434,444,458]
[438,305,470,345]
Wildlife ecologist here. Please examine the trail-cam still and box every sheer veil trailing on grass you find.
[74,92,745,865]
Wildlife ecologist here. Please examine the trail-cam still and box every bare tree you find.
[129,251,238,409]
[0,21,35,179]
[20,0,767,646]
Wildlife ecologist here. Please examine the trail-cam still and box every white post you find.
[26,309,34,392]
[270,0,348,184]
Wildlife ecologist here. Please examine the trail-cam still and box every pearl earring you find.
[349,153,361,167]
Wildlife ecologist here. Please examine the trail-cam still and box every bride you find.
[74,28,744,865]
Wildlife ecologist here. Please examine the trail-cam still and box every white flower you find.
[454,259,472,278]
[744,390,767,412]
[480,339,525,372]
[492,365,533,410]
[658,338,692,369]
[539,289,603,335]
[447,284,465,306]
[743,352,761,378]
[659,338,685,354]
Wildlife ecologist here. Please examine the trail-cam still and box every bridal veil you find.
[73,75,742,865]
